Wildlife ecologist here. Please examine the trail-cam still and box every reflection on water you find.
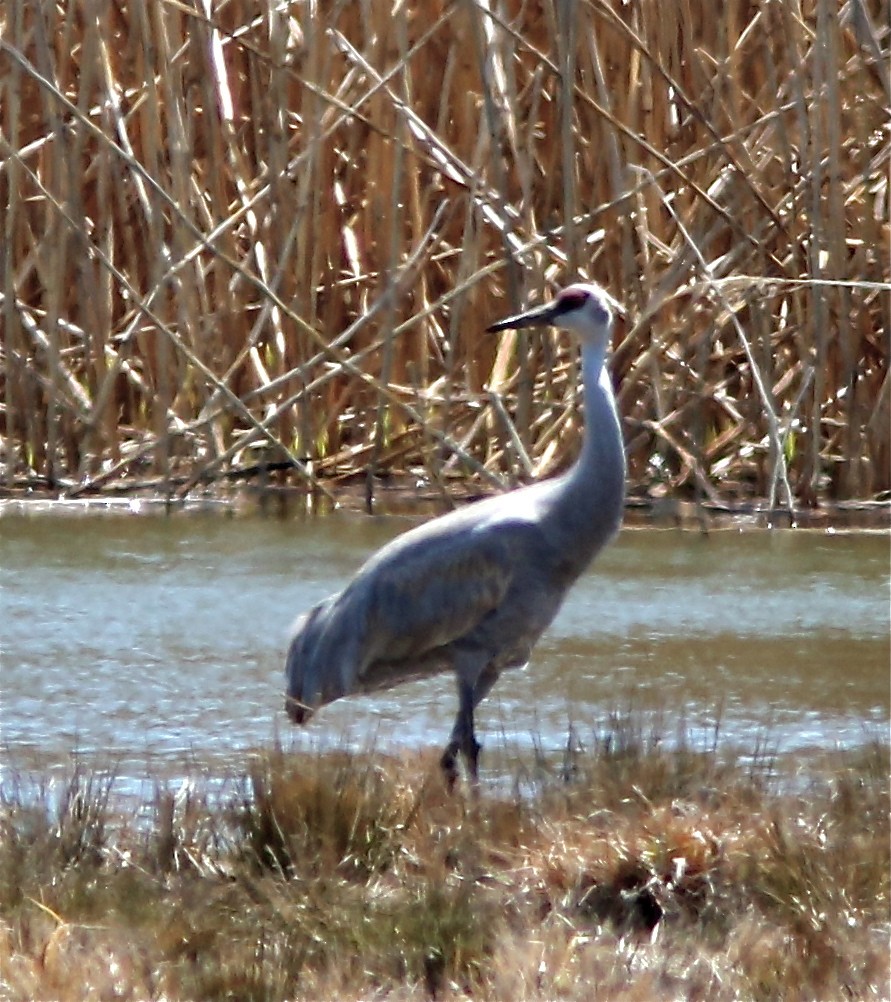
[1,510,888,789]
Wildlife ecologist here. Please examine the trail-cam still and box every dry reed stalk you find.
[0,0,887,510]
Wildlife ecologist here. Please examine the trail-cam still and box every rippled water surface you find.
[2,510,888,787]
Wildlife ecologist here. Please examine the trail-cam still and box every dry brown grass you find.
[0,729,888,1001]
[1,1,888,511]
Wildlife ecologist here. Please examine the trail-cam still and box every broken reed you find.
[2,0,888,505]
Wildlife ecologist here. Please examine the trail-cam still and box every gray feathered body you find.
[286,355,625,723]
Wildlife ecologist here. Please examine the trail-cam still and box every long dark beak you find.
[486,299,562,333]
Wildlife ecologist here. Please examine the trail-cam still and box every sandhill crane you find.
[285,283,625,787]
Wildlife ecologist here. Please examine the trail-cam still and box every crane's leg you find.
[440,678,479,791]
[440,664,499,790]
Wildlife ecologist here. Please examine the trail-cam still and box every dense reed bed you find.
[1,728,888,1000]
[1,1,889,511]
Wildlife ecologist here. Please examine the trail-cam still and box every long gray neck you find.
[541,340,626,574]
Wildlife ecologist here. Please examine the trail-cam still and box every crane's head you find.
[486,282,618,346]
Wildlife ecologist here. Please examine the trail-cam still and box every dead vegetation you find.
[1,1,889,510]
[1,725,888,1001]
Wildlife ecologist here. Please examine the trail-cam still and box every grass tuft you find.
[0,728,888,1000]
[233,746,417,879]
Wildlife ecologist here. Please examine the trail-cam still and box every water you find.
[1,510,888,790]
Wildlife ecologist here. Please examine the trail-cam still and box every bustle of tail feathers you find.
[284,599,329,723]
[285,593,367,722]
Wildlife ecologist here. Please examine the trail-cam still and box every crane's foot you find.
[440,736,481,792]
[440,744,460,792]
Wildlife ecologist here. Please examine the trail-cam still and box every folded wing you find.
[285,519,529,716]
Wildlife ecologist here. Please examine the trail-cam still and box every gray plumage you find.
[285,283,626,787]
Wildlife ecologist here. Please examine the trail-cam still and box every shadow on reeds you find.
[0,717,888,1001]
